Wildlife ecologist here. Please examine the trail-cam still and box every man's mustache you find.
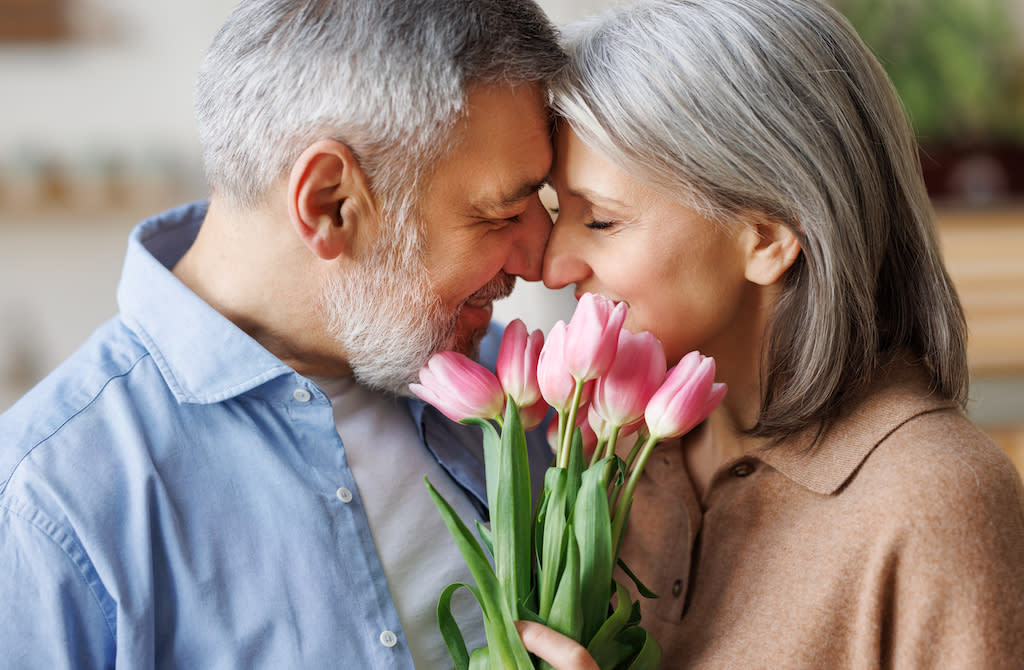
[468,272,517,304]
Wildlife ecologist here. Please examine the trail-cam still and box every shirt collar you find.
[753,359,959,495]
[116,201,293,404]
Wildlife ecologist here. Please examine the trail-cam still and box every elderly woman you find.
[519,0,1024,667]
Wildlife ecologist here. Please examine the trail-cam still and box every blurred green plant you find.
[832,0,1024,144]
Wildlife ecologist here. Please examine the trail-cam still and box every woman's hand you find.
[515,621,600,670]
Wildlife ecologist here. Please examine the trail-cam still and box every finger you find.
[515,621,600,670]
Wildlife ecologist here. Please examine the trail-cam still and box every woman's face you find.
[543,126,757,366]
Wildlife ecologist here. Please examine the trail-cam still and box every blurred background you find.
[1,0,1022,474]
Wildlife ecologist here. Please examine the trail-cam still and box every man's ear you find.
[287,139,377,260]
[740,213,802,286]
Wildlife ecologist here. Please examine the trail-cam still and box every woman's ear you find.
[287,139,377,260]
[741,213,802,286]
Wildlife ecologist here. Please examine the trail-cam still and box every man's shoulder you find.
[0,315,155,488]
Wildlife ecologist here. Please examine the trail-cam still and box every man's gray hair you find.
[552,0,967,439]
[195,0,565,222]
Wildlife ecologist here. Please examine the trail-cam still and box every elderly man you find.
[0,1,565,667]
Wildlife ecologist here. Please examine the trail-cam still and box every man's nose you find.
[502,194,552,282]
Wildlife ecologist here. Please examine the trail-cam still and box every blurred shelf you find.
[935,206,1024,378]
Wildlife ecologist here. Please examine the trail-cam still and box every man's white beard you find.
[319,229,453,396]
[319,211,518,396]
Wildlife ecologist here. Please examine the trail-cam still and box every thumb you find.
[515,620,599,670]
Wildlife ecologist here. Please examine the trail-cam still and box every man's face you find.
[417,83,554,347]
[321,83,554,395]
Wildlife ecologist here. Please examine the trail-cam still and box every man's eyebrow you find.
[471,179,547,215]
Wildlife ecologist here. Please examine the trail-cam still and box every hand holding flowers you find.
[411,294,726,669]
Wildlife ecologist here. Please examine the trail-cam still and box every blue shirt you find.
[0,202,552,669]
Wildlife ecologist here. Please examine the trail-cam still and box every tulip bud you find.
[497,318,544,409]
[537,321,576,411]
[564,293,628,382]
[409,351,505,423]
[591,329,666,429]
[644,351,727,439]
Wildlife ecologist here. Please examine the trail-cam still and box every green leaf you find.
[468,646,490,670]
[547,528,583,641]
[565,427,585,511]
[492,400,532,619]
[586,580,634,660]
[475,520,494,558]
[537,468,569,620]
[588,637,637,670]
[616,559,660,600]
[572,460,615,646]
[437,582,480,670]
[462,417,502,520]
[424,478,533,669]
[624,628,662,670]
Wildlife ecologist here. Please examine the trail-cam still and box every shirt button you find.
[672,579,684,597]
[293,388,311,402]
[731,462,755,478]
[379,630,398,648]
[336,487,353,503]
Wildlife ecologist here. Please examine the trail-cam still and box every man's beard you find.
[318,218,516,396]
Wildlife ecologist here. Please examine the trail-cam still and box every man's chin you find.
[447,312,491,359]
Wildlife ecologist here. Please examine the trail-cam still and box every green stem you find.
[611,434,660,551]
[601,424,621,463]
[624,432,646,471]
[589,436,607,468]
[557,380,586,469]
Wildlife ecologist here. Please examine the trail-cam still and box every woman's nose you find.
[542,220,588,290]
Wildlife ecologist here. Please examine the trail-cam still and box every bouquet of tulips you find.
[410,293,726,670]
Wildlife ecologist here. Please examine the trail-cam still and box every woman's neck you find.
[683,410,763,500]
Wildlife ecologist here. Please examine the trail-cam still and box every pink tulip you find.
[644,351,727,439]
[564,293,628,382]
[409,351,505,423]
[591,329,667,429]
[519,396,550,431]
[589,404,645,443]
[587,402,616,444]
[537,321,576,411]
[496,319,544,409]
[545,417,559,454]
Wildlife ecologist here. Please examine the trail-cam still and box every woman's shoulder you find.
[856,406,1024,535]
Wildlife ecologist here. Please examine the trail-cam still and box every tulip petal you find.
[564,293,629,382]
[412,351,504,422]
[538,321,576,411]
[645,352,722,439]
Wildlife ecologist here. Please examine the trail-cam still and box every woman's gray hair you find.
[195,0,565,225]
[552,0,968,440]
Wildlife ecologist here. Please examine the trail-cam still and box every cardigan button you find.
[731,462,755,478]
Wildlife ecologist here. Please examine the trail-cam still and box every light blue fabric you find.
[0,201,552,668]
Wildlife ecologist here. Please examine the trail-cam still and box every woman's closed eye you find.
[585,219,615,230]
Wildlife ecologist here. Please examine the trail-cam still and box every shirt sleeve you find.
[0,502,114,669]
[885,441,1024,669]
